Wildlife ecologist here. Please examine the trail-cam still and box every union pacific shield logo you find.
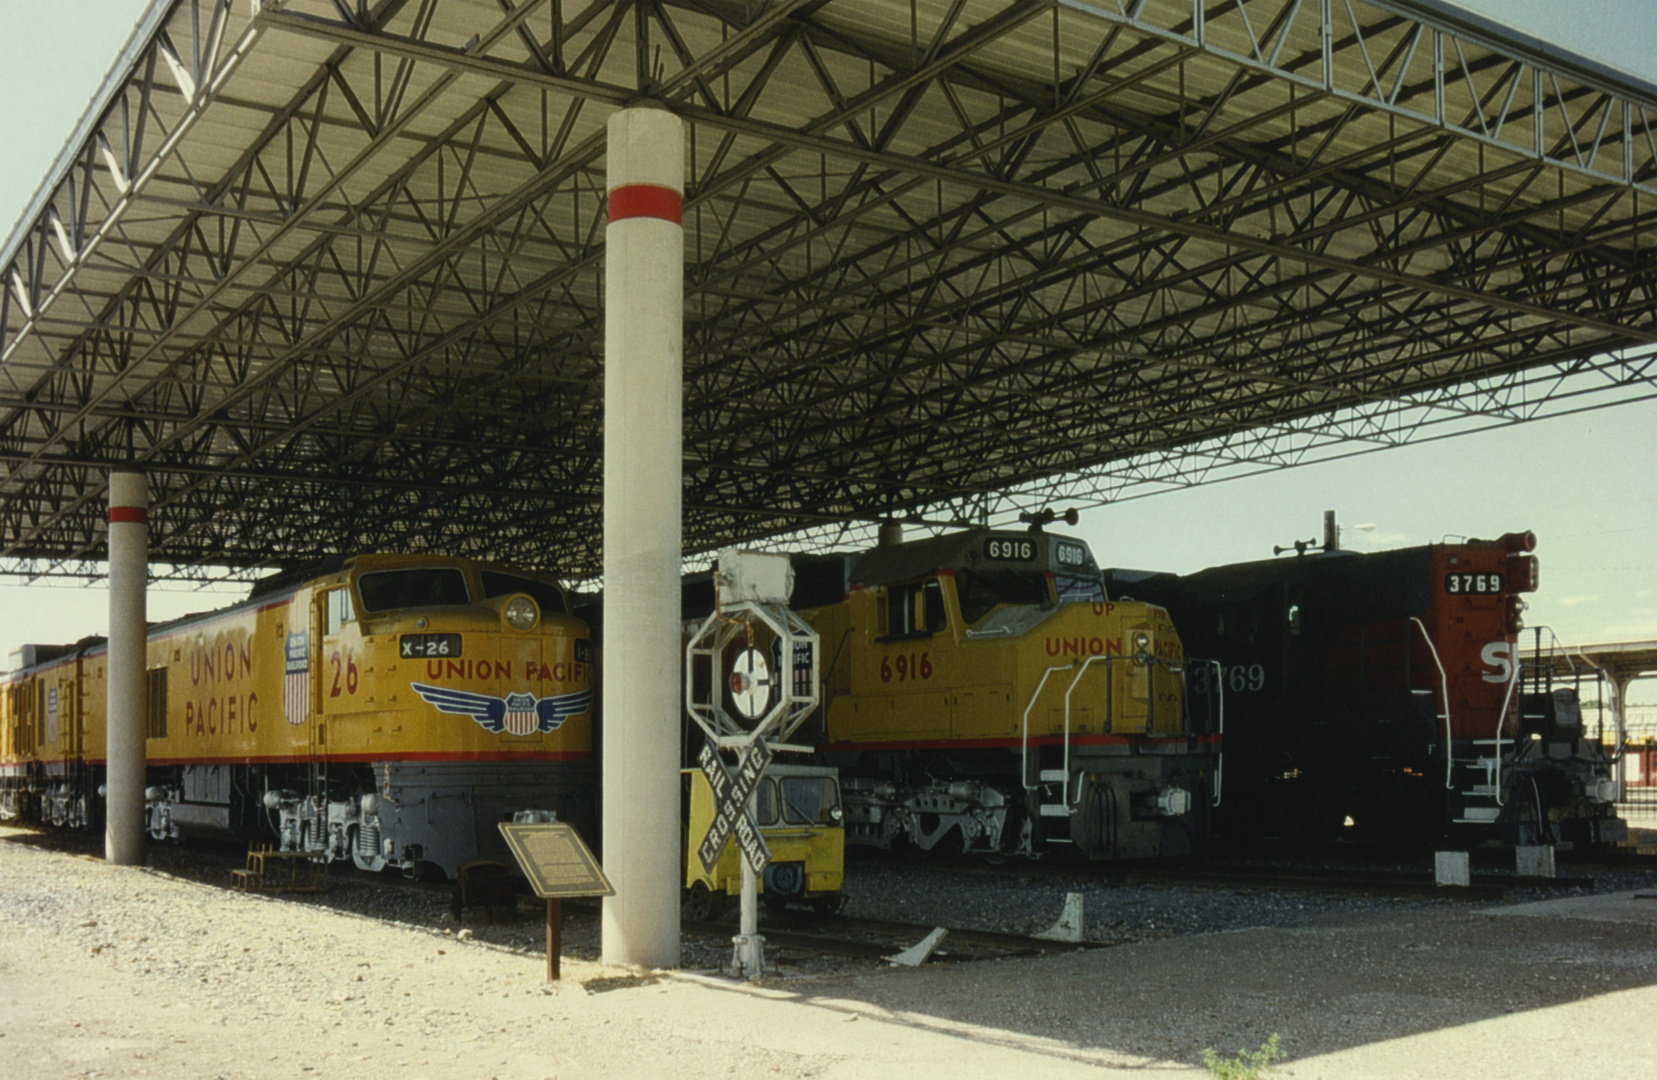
[410,683,591,736]
[283,631,309,726]
[504,693,537,737]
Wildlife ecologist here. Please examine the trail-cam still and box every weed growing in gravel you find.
[1201,1033,1282,1080]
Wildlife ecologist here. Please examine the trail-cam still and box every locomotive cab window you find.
[955,569,1051,626]
[1055,572,1105,604]
[323,587,356,635]
[357,567,470,613]
[480,571,567,615]
[881,579,946,639]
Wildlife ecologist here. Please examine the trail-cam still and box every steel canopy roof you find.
[3,0,1656,582]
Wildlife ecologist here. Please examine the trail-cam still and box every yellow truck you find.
[682,761,844,919]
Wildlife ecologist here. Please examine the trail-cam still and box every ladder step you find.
[1456,808,1501,823]
[1038,804,1071,817]
[1038,770,1068,782]
[1467,785,1499,796]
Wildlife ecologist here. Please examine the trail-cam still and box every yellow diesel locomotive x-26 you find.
[793,527,1219,860]
[0,554,595,877]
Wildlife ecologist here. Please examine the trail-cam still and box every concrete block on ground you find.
[1435,850,1470,887]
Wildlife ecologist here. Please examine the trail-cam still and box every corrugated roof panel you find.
[0,0,1653,573]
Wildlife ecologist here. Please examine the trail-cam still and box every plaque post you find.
[546,898,563,982]
[497,822,612,984]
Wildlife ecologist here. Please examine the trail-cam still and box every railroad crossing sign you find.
[696,740,773,873]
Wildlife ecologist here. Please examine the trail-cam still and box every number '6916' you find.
[880,652,933,682]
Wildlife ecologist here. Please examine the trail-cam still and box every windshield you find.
[955,569,1051,625]
[357,568,471,612]
[780,777,840,825]
[1055,572,1105,604]
[480,570,568,615]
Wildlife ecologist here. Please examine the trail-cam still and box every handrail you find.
[1534,624,1628,796]
[1408,617,1455,791]
[1020,665,1071,791]
[1489,662,1520,806]
[1022,653,1209,809]
[1203,659,1224,808]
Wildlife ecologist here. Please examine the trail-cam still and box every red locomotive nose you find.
[1497,530,1537,553]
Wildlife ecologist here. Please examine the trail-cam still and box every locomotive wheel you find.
[683,881,723,922]
[348,826,388,873]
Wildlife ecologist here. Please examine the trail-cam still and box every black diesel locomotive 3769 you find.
[1103,521,1625,849]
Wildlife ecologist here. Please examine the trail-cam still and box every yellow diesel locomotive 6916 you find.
[794,527,1218,861]
[0,554,594,877]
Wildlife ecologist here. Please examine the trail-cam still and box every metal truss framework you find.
[2,0,1655,581]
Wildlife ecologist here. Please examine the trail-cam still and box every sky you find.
[0,0,1653,702]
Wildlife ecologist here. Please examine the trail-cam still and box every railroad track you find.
[1105,863,1520,901]
[849,845,1640,902]
[682,910,1106,964]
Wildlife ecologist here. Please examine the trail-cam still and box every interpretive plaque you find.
[498,822,614,899]
[496,822,613,982]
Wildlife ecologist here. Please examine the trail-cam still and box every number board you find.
[1443,572,1504,595]
[400,633,461,659]
[497,822,614,900]
[983,537,1038,562]
[1053,540,1090,568]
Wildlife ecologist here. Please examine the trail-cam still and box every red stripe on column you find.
[109,506,147,524]
[607,183,682,225]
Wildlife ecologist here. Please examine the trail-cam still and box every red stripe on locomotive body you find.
[819,733,1219,754]
[606,183,682,224]
[108,750,594,767]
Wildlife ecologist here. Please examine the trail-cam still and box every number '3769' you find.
[1190,663,1265,693]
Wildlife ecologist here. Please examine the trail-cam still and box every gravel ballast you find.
[3,825,1656,1080]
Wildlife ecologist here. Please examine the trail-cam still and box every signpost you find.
[696,740,773,874]
[498,822,613,981]
[683,549,820,979]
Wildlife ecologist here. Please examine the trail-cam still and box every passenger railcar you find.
[788,527,1218,861]
[0,554,596,877]
[1104,530,1626,848]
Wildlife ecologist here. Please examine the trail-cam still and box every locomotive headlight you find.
[1134,632,1150,651]
[504,595,540,631]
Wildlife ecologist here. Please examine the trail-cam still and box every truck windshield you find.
[781,777,840,825]
[357,568,471,612]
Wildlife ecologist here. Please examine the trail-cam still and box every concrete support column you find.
[105,469,148,866]
[1609,673,1631,790]
[601,106,684,969]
